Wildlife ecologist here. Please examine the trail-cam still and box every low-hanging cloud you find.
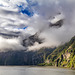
[0,36,26,52]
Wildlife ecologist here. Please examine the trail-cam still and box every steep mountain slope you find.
[32,47,55,65]
[46,36,75,69]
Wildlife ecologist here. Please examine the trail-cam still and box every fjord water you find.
[0,66,75,75]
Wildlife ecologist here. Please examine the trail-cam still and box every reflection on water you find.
[0,66,75,75]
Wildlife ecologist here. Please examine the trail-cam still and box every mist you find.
[0,0,75,51]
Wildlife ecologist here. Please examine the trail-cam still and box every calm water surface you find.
[0,66,75,75]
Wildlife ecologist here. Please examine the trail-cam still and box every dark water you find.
[0,66,75,75]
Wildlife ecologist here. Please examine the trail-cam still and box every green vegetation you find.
[38,63,46,66]
[38,63,52,66]
[45,36,75,69]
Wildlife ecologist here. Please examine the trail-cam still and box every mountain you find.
[23,32,43,47]
[43,36,75,69]
[0,33,55,65]
[0,33,74,69]
[0,48,55,65]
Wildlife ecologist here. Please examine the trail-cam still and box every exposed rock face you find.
[49,13,64,28]
[23,33,43,47]
[63,52,70,60]
[45,60,50,64]
[50,20,64,27]
[63,45,72,60]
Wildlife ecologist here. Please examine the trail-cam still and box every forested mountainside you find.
[0,35,75,69]
[0,48,55,65]
[42,36,75,69]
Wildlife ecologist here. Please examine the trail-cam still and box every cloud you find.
[0,36,26,52]
[0,0,75,51]
[26,0,75,50]
[0,0,28,8]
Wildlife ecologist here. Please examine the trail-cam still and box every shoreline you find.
[0,65,75,70]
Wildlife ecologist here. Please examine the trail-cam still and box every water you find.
[0,66,75,75]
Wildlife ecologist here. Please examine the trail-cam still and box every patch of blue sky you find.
[17,26,28,30]
[18,0,38,17]
[21,7,34,17]
[18,3,34,17]
[23,26,28,29]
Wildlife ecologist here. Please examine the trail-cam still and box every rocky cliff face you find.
[23,33,43,47]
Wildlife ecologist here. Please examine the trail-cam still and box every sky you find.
[0,0,75,51]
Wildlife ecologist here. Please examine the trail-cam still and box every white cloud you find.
[0,0,28,8]
[0,0,75,51]
[0,36,26,52]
